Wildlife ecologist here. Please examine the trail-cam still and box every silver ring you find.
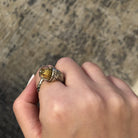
[37,65,64,92]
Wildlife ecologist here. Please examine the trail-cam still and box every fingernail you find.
[27,74,35,85]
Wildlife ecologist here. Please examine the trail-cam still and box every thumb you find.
[13,75,41,138]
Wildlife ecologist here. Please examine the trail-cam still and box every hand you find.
[13,57,138,138]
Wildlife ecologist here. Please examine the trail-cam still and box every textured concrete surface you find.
[0,0,138,137]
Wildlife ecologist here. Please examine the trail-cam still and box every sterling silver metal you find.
[37,79,44,92]
[37,65,64,92]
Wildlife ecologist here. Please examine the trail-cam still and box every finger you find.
[81,62,109,84]
[35,65,66,116]
[107,75,137,97]
[81,62,129,101]
[13,75,41,138]
[55,57,88,87]
[35,66,65,94]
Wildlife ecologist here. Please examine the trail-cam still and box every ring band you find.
[37,65,64,92]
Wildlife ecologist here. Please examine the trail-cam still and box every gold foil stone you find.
[40,68,52,80]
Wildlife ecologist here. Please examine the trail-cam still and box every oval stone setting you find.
[39,67,52,80]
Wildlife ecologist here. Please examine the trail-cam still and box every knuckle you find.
[130,97,138,111]
[56,57,72,66]
[83,92,104,111]
[80,92,105,119]
[13,98,21,112]
[93,95,105,110]
[108,95,126,112]
[46,100,69,124]
[13,101,16,112]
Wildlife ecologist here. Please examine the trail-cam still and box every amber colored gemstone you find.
[40,67,52,80]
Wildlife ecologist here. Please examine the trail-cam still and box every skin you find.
[13,57,138,138]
